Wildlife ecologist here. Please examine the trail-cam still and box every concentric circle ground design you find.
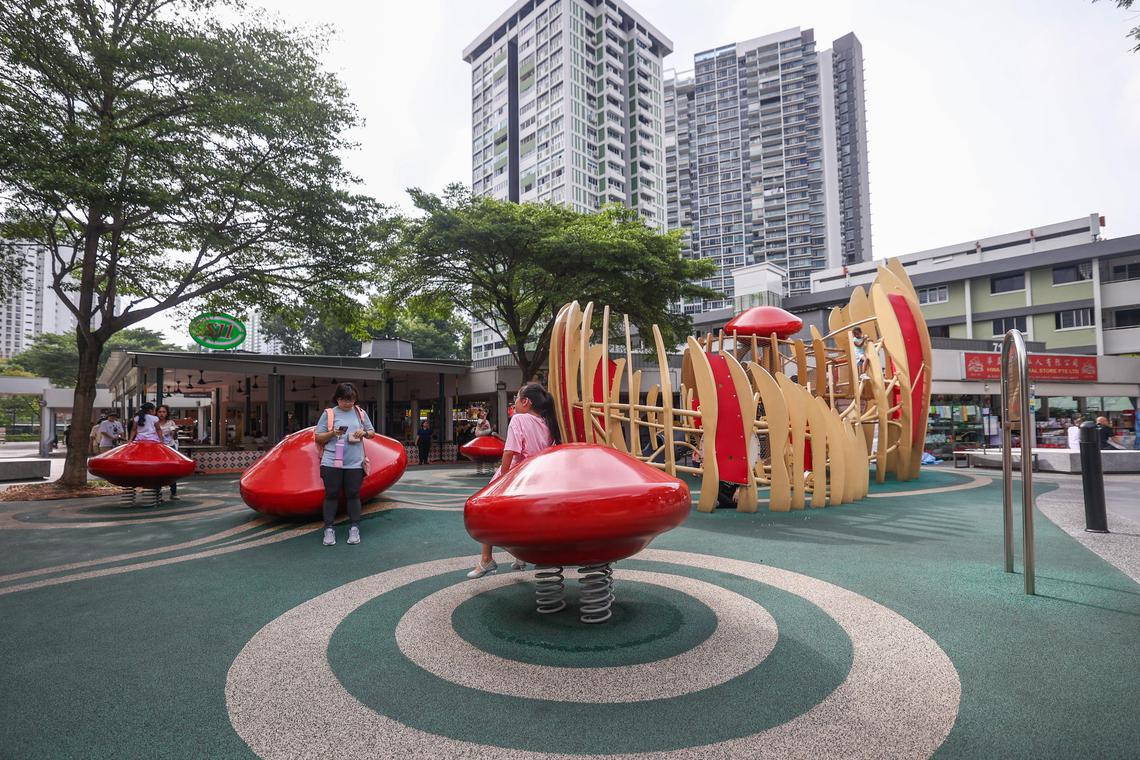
[450,575,717,667]
[395,569,777,702]
[226,550,960,759]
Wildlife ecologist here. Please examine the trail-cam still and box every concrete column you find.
[1092,257,1105,355]
[267,374,284,442]
[39,401,52,457]
[1024,272,1034,341]
[496,388,509,435]
[197,401,207,441]
[377,372,388,436]
[437,373,446,447]
[444,375,455,442]
[964,279,973,339]
[155,367,164,406]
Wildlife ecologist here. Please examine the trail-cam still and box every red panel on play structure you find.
[889,293,925,443]
[706,353,749,485]
[724,306,804,339]
[589,358,620,432]
[238,428,407,517]
[460,435,505,462]
[465,444,690,566]
[88,440,196,488]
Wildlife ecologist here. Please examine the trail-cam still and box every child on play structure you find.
[467,382,561,579]
[851,326,869,381]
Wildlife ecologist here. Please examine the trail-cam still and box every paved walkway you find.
[0,465,1136,759]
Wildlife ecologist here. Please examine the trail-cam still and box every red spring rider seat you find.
[465,444,690,623]
[239,428,407,517]
[724,305,804,339]
[88,440,197,488]
[459,435,505,475]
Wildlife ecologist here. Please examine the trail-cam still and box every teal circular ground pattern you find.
[327,560,853,755]
[450,577,718,667]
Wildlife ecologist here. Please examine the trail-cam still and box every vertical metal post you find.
[1000,330,1035,595]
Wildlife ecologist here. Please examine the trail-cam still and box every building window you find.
[992,316,1027,336]
[917,285,949,305]
[1107,307,1140,329]
[989,273,1025,294]
[927,324,951,338]
[1054,308,1094,330]
[1052,262,1092,285]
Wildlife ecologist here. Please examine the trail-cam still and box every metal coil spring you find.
[476,460,491,476]
[143,487,162,509]
[578,562,615,624]
[534,565,567,614]
[119,487,137,508]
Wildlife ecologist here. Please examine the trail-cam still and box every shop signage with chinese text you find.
[963,352,1098,382]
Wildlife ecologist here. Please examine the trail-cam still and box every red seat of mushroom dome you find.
[239,428,407,517]
[459,435,505,462]
[724,305,804,339]
[465,444,690,566]
[87,440,197,488]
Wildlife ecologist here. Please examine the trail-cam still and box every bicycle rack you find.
[1000,330,1036,595]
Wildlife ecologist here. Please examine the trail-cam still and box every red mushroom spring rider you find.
[88,440,197,508]
[465,444,691,623]
[239,428,407,517]
[459,435,505,476]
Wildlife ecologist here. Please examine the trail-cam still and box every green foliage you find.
[10,329,177,386]
[1096,0,1140,51]
[0,0,389,482]
[0,359,37,378]
[0,395,39,427]
[385,186,715,377]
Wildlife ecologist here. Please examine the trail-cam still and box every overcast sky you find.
[145,0,1140,342]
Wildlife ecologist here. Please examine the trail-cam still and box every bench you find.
[0,458,51,482]
[953,448,1038,471]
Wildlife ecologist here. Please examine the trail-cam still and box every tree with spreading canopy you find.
[386,185,717,380]
[1095,0,1140,51]
[0,0,391,485]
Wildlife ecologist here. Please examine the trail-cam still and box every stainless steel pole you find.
[1000,334,1015,574]
[1017,335,1035,595]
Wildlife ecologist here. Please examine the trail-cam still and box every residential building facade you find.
[665,27,872,312]
[1,242,79,359]
[464,0,672,230]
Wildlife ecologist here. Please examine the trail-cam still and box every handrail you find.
[1000,329,1036,595]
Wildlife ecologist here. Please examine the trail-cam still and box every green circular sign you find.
[189,312,247,350]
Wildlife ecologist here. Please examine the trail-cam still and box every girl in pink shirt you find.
[467,383,560,578]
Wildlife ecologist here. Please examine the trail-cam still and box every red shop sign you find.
[963,352,1098,382]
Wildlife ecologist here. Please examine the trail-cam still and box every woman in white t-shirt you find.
[156,404,181,500]
[130,402,162,442]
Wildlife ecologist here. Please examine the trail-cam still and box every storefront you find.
[926,349,1140,457]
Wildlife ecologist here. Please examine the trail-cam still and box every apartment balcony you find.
[1104,325,1140,354]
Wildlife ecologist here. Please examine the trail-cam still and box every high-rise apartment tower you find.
[463,0,672,231]
[666,27,871,311]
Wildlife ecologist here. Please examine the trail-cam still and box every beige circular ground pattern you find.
[395,569,778,702]
[226,549,961,759]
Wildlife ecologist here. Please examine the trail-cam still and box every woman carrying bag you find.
[314,382,376,547]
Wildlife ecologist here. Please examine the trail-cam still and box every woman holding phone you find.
[314,382,376,547]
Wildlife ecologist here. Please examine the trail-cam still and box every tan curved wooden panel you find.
[809,325,827,396]
[685,337,721,513]
[802,388,832,506]
[548,302,572,443]
[724,350,759,512]
[847,285,879,342]
[863,346,891,484]
[750,364,790,512]
[776,372,807,510]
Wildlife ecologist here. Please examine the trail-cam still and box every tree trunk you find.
[60,332,105,487]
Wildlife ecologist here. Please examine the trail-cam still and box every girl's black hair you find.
[156,404,171,416]
[136,402,156,429]
[331,382,358,405]
[518,383,561,445]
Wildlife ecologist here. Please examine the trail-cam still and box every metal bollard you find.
[1078,421,1109,534]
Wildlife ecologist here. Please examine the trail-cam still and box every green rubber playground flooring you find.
[0,466,1137,759]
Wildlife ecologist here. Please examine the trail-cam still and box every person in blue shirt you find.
[314,382,375,546]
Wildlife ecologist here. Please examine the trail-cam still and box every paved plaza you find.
[1,464,1138,759]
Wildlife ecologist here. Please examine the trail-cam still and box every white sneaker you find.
[466,559,498,579]
[347,526,361,545]
[322,528,335,546]
[511,559,528,571]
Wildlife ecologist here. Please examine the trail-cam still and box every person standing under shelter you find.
[314,383,376,547]
[1067,416,1084,450]
[157,405,181,500]
[96,411,123,452]
[416,420,433,465]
